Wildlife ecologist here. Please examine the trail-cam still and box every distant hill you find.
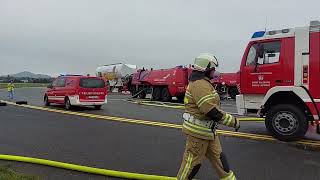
[9,71,52,79]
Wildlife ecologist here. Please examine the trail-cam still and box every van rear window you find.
[79,78,105,88]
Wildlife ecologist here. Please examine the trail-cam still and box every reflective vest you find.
[7,83,14,92]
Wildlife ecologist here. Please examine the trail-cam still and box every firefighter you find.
[7,80,14,99]
[177,53,240,180]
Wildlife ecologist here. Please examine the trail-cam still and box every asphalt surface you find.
[0,88,319,180]
[0,88,318,140]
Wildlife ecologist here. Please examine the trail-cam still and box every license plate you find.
[88,96,98,99]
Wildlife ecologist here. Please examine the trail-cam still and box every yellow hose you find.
[0,154,176,180]
[237,117,265,121]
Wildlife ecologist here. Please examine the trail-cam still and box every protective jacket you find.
[182,71,237,140]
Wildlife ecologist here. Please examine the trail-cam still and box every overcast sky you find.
[0,0,319,76]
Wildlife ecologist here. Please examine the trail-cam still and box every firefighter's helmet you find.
[192,53,219,72]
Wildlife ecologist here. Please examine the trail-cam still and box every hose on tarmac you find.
[0,154,176,180]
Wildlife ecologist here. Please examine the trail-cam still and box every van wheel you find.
[265,104,308,142]
[65,98,72,110]
[44,95,50,106]
[94,105,102,110]
[152,87,162,101]
[161,88,171,102]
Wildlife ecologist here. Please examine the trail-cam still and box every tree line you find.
[0,76,53,83]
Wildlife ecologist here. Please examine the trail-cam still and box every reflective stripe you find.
[220,171,236,180]
[183,124,213,137]
[196,92,218,107]
[183,113,213,128]
[223,114,233,126]
[184,91,193,104]
[197,94,214,105]
[184,120,212,132]
[180,153,193,180]
[185,94,192,99]
[198,96,215,108]
[183,122,214,138]
[184,97,189,104]
[185,91,192,98]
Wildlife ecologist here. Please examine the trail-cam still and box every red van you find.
[44,75,107,110]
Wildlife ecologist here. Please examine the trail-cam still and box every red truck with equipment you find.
[236,20,320,141]
[129,66,189,102]
[129,66,239,101]
[211,72,240,99]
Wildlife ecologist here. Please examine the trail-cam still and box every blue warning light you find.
[251,31,265,38]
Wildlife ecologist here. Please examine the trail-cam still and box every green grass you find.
[0,166,40,180]
[0,83,49,89]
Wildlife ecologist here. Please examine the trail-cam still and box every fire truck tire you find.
[152,87,161,101]
[44,95,50,106]
[138,90,146,99]
[228,87,238,99]
[131,89,138,98]
[265,104,308,142]
[161,88,171,102]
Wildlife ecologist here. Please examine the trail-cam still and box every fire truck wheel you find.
[265,104,308,142]
[44,95,50,106]
[131,89,138,98]
[161,88,171,102]
[228,87,238,99]
[138,91,146,99]
[152,87,161,101]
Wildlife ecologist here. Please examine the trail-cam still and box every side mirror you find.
[47,84,53,89]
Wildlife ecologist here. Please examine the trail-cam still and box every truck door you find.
[241,40,285,94]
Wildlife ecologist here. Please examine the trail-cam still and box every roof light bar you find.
[251,31,265,38]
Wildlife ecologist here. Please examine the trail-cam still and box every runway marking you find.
[1,100,319,148]
[108,98,128,101]
[126,99,264,121]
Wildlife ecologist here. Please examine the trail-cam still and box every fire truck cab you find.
[237,20,320,141]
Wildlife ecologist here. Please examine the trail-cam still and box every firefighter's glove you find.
[222,113,240,131]
[234,118,240,132]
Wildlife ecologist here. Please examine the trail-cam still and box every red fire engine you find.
[129,66,190,102]
[212,71,240,99]
[236,20,320,141]
[128,66,239,102]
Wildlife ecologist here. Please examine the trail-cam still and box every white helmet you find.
[192,53,219,72]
